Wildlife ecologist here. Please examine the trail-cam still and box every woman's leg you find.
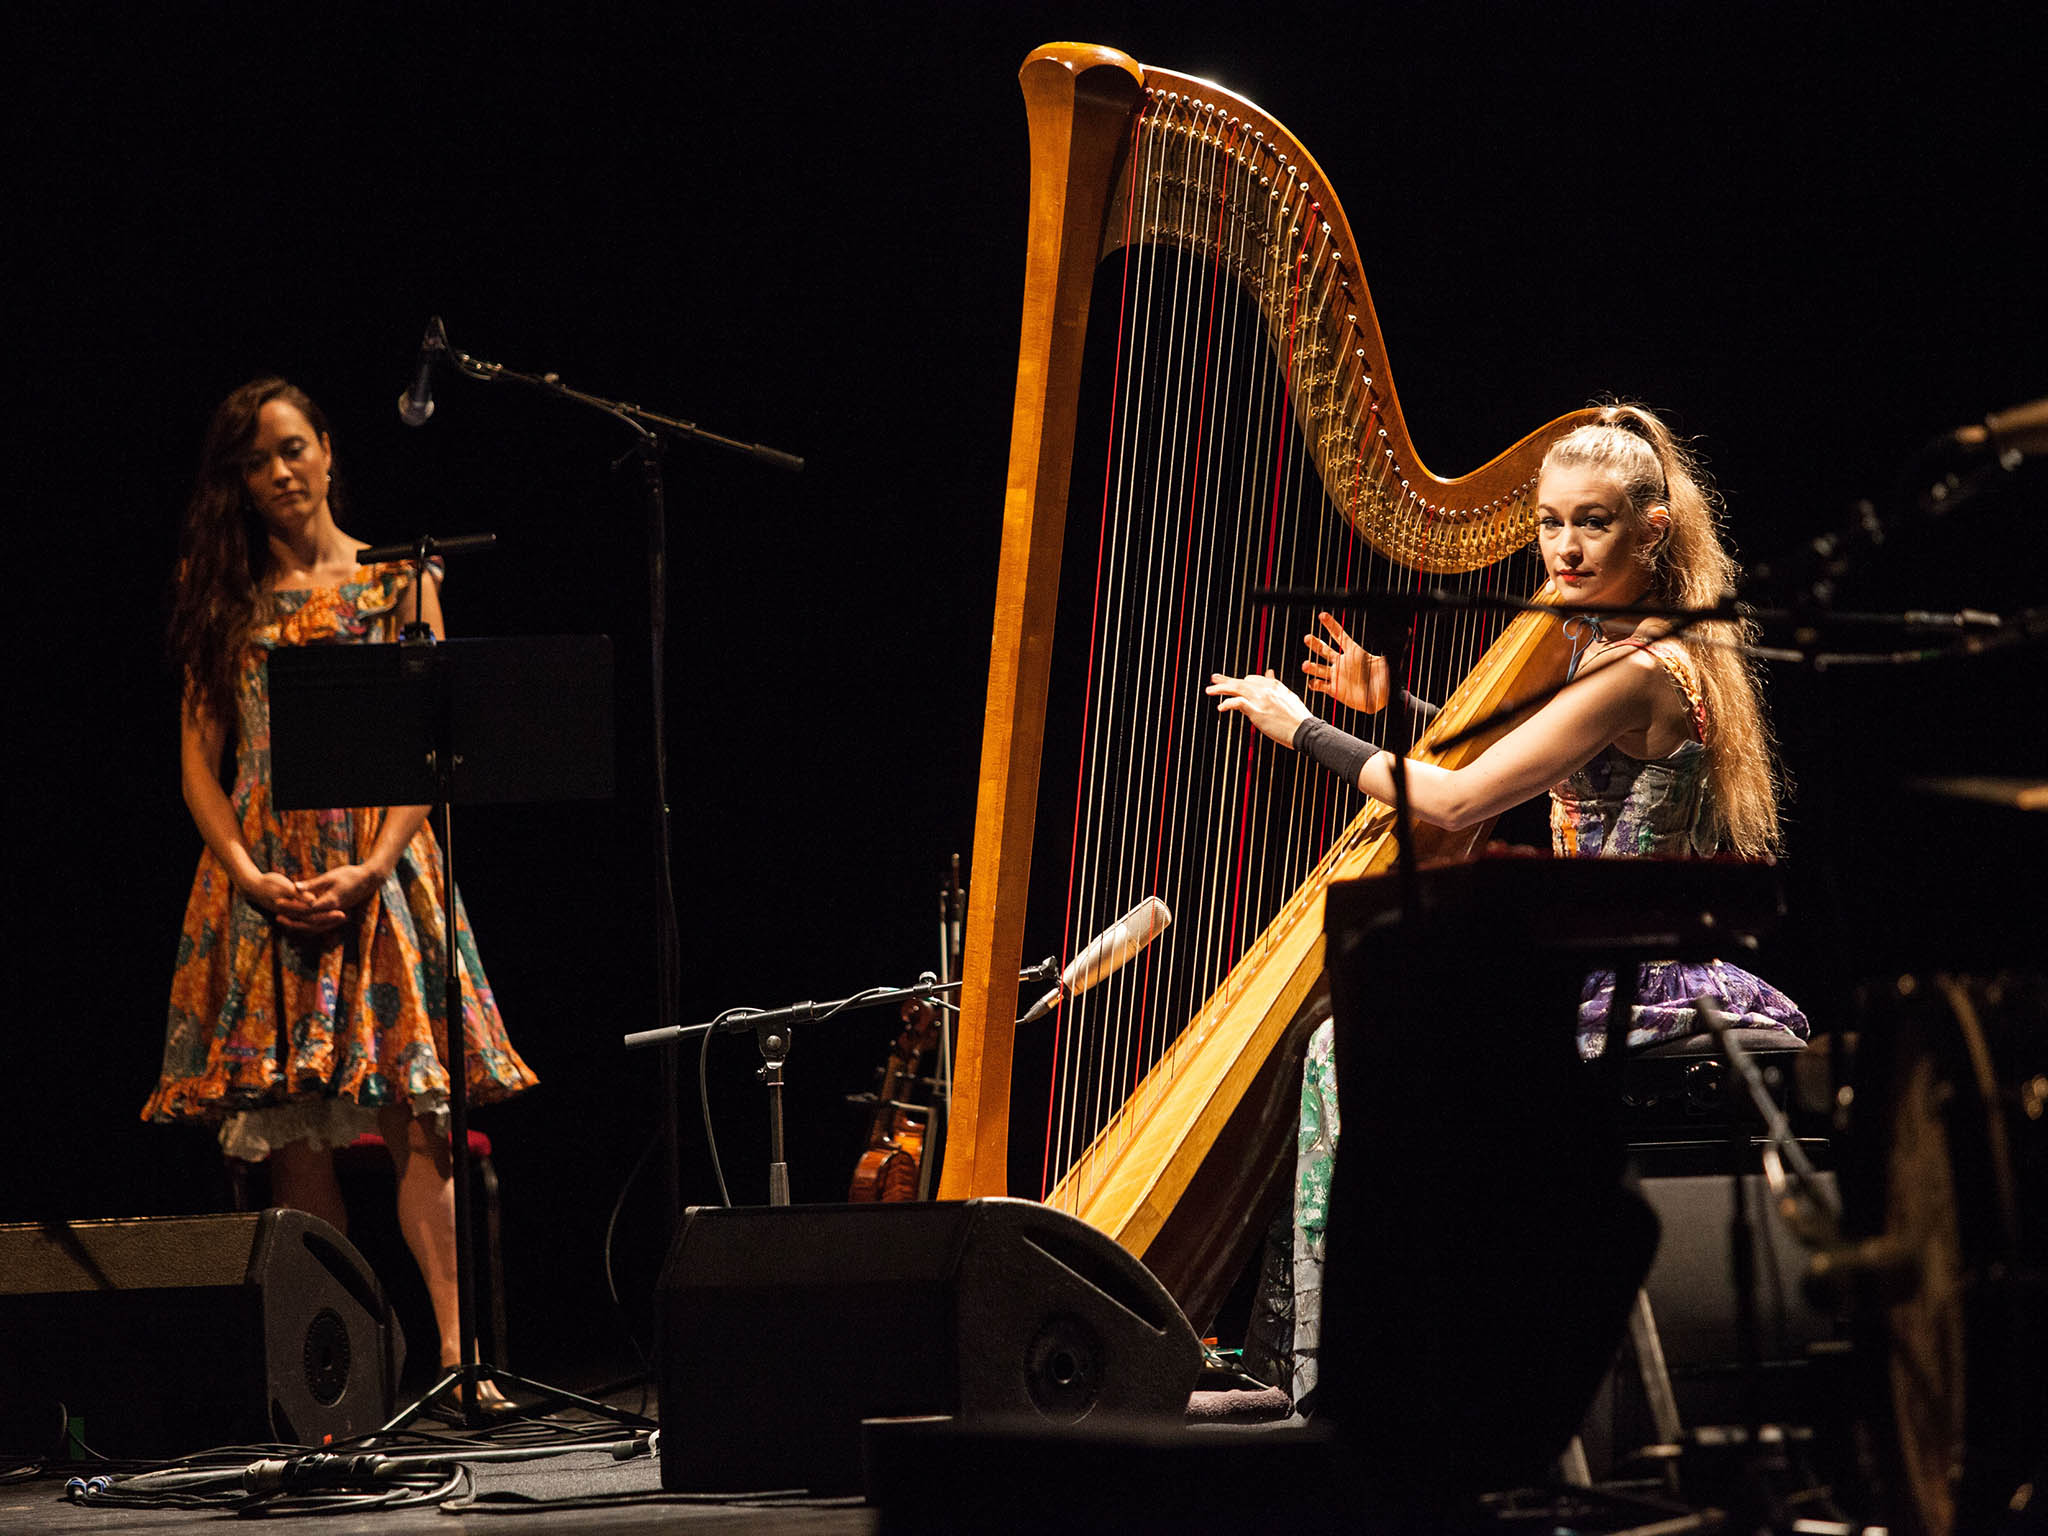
[377,1104,462,1371]
[1292,1017,1341,1410]
[268,1140,348,1234]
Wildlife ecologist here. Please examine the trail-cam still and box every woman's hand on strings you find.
[1207,669,1314,746]
[1301,612,1391,713]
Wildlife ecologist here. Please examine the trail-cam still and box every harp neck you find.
[1103,57,1595,570]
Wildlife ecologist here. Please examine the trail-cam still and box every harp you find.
[936,42,1597,1325]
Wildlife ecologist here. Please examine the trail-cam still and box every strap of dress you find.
[1598,636,1708,742]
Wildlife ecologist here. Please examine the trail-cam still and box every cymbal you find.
[1908,775,2048,810]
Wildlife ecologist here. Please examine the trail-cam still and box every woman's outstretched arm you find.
[1208,644,1669,830]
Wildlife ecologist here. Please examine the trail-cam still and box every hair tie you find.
[1601,412,1671,501]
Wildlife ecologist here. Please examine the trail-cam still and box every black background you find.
[11,2,2043,1385]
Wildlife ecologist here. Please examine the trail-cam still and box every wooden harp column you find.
[938,45,1148,1202]
[940,42,1596,1319]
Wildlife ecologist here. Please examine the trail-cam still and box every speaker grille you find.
[302,1308,352,1405]
[1024,1313,1103,1421]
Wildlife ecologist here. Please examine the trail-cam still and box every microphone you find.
[1021,897,1172,1023]
[397,317,450,427]
[1953,396,2048,461]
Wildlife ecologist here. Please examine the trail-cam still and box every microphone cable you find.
[65,1427,652,1517]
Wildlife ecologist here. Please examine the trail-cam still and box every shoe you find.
[422,1374,519,1424]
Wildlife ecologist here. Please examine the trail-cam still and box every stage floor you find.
[4,1389,880,1536]
[1,1382,1357,1535]
[0,1396,1742,1536]
[7,1388,1889,1535]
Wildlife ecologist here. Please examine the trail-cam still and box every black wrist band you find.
[1292,717,1376,785]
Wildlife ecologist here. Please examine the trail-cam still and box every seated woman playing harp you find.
[1206,402,1806,1403]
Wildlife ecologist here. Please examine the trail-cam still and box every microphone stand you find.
[432,325,803,1240]
[927,855,967,1201]
[1255,583,2018,757]
[323,542,645,1436]
[394,542,479,1433]
[622,959,1057,1207]
[1344,608,1425,928]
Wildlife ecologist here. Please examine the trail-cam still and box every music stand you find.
[1314,858,1784,1495]
[270,633,647,1430]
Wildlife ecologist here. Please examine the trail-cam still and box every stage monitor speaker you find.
[0,1211,402,1459]
[655,1198,1204,1493]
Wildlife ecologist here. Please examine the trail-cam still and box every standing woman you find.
[144,377,538,1394]
[1208,403,1806,1405]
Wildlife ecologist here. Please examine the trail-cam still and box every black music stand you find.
[269,633,646,1431]
[1313,858,1784,1497]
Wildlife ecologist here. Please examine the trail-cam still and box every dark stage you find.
[9,1,2045,1527]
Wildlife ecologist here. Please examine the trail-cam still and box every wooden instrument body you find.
[939,42,1594,1321]
[848,999,940,1203]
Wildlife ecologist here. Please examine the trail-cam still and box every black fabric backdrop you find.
[11,2,2042,1381]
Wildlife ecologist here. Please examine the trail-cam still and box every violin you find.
[848,996,941,1202]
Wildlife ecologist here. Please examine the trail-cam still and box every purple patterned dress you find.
[1548,638,1806,1059]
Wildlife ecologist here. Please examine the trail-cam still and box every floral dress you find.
[1286,635,1804,1405]
[143,563,537,1157]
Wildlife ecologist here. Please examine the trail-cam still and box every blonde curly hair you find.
[1543,404,1783,856]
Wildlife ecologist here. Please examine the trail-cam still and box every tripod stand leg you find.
[1560,1436,1593,1488]
[1627,1286,1685,1497]
[374,797,658,1437]
[379,1364,475,1434]
[472,1366,658,1428]
[375,1354,657,1435]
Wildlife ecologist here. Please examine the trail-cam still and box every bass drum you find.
[1831,971,2046,1535]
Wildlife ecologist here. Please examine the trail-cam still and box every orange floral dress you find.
[143,562,537,1153]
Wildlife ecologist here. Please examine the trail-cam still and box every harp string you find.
[1126,98,1229,1164]
[1053,110,1153,1197]
[1275,216,1345,898]
[1043,109,1148,1200]
[1125,99,1236,1177]
[1044,99,1325,1204]
[1053,102,1170,1198]
[1057,101,1184,1194]
[1185,122,1268,1087]
[1125,109,1231,1128]
[1088,115,1184,1178]
[1040,88,1546,1210]
[1127,108,1216,1098]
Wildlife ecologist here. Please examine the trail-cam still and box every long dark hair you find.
[166,378,340,726]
